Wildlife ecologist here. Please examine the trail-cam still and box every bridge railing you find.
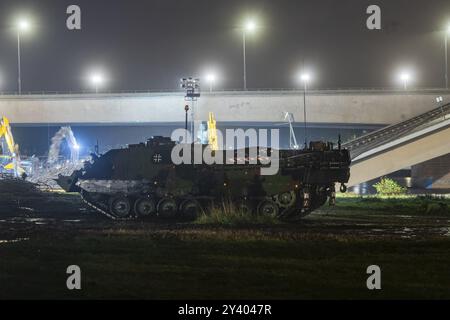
[1,87,450,97]
[343,103,450,159]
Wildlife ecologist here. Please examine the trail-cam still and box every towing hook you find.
[340,183,347,193]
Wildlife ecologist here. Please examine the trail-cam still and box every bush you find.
[373,177,407,196]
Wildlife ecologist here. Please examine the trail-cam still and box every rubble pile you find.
[27,162,84,191]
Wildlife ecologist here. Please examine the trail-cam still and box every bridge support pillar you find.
[411,153,450,189]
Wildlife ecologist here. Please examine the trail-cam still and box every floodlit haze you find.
[0,0,449,92]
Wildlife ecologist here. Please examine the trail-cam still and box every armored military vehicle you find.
[57,136,351,220]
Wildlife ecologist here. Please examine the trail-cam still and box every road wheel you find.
[134,197,156,217]
[157,198,178,218]
[109,196,131,218]
[257,200,279,217]
[179,199,202,220]
[276,191,296,208]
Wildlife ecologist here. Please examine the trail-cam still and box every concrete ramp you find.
[344,103,450,187]
[348,121,450,186]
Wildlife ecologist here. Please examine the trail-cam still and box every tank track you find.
[80,191,134,221]
[79,185,336,221]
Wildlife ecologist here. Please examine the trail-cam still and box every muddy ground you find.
[0,180,450,299]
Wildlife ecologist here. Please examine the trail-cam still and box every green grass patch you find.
[335,194,450,216]
[195,200,280,226]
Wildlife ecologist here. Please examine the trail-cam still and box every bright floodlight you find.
[206,74,216,83]
[89,73,105,93]
[18,19,30,32]
[400,73,410,81]
[447,24,450,34]
[301,73,311,82]
[245,20,256,32]
[73,143,80,150]
[205,73,216,92]
[91,74,103,85]
[399,72,411,90]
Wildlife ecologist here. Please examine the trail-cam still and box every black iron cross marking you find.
[153,153,162,163]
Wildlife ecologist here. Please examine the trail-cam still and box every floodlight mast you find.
[180,78,201,140]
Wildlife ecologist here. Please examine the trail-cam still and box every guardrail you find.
[343,103,450,159]
[1,87,450,97]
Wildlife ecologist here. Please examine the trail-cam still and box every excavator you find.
[0,116,25,178]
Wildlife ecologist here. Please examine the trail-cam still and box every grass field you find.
[0,193,449,300]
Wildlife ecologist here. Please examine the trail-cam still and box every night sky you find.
[0,0,450,93]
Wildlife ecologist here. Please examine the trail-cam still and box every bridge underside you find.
[348,125,450,188]
[412,154,450,189]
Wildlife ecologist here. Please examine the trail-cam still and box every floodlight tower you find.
[180,77,201,140]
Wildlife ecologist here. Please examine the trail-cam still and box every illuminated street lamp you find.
[90,73,104,93]
[205,73,216,92]
[242,19,257,90]
[444,24,450,89]
[299,72,311,149]
[400,72,410,90]
[16,18,31,95]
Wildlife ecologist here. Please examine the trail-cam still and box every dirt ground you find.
[1,180,450,299]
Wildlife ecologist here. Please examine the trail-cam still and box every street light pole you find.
[242,20,256,91]
[303,81,307,149]
[445,30,448,90]
[17,30,22,94]
[300,73,310,149]
[16,20,30,95]
[243,30,247,91]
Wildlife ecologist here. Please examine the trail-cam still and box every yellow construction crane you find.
[207,112,219,151]
[0,116,24,177]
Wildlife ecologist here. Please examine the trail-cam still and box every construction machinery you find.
[47,126,80,165]
[0,116,25,178]
[207,112,219,151]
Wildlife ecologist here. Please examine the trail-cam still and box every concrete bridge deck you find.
[1,89,450,126]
